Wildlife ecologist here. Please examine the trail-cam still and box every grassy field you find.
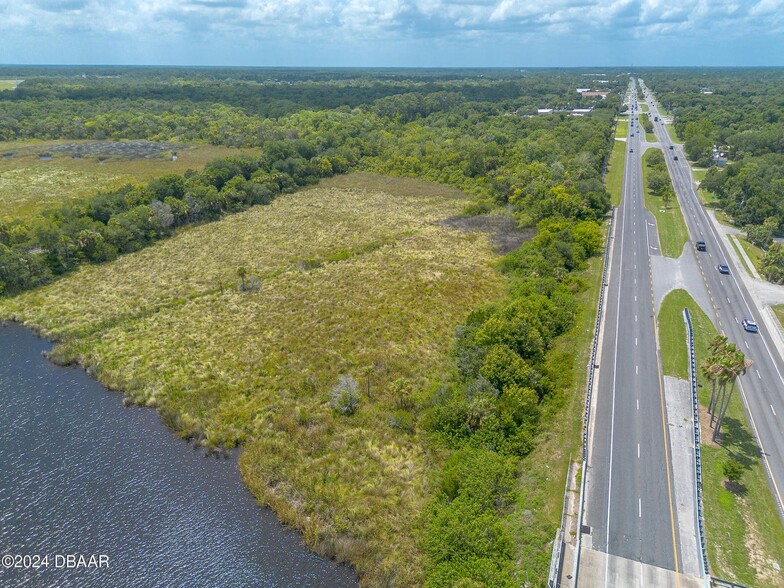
[658,289,784,586]
[738,236,765,275]
[642,148,689,258]
[729,236,756,277]
[0,172,509,586]
[0,80,19,91]
[772,305,784,330]
[0,141,257,219]
[606,122,629,207]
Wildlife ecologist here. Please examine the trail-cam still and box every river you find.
[0,323,357,587]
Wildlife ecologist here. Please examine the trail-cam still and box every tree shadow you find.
[723,480,748,496]
[718,416,758,470]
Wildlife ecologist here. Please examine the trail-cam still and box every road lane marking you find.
[772,405,777,417]
[745,341,750,349]
[735,317,739,324]
[757,369,761,379]
[636,337,638,346]
[636,365,639,375]
[638,444,640,458]
[638,497,642,518]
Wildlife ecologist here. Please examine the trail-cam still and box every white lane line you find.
[735,317,739,324]
[638,444,640,458]
[757,369,762,379]
[635,295,637,302]
[772,405,777,417]
[636,365,639,375]
[745,341,750,349]
[638,498,642,518]
[635,315,638,322]
[636,337,638,346]
[727,297,731,304]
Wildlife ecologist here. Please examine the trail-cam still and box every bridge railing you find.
[684,307,710,580]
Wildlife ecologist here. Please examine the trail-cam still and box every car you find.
[717,264,730,274]
[742,318,759,333]
[674,156,679,160]
[629,148,634,153]
[669,145,674,150]
[696,240,707,251]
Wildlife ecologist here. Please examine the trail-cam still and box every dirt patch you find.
[437,214,535,254]
[739,494,784,587]
[45,141,182,160]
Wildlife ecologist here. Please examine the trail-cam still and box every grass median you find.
[606,121,629,207]
[658,289,784,586]
[642,148,689,258]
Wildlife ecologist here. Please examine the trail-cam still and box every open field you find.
[0,79,19,91]
[737,236,765,275]
[0,140,257,219]
[642,148,689,258]
[658,289,784,586]
[0,172,509,586]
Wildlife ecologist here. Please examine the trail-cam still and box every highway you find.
[583,82,682,577]
[641,79,784,521]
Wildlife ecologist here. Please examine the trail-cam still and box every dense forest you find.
[0,67,623,586]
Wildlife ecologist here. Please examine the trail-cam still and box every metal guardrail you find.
[547,459,572,587]
[711,578,749,588]
[684,308,710,580]
[547,207,615,587]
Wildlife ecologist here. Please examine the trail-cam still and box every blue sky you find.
[0,0,782,67]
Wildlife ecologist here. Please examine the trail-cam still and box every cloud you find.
[0,0,781,65]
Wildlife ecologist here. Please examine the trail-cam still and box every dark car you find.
[629,148,634,153]
[669,145,674,150]
[742,318,759,333]
[674,156,679,160]
[696,241,707,251]
[718,264,730,274]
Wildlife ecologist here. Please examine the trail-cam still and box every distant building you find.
[571,108,593,116]
[581,91,610,98]
[576,88,591,93]
[537,108,554,115]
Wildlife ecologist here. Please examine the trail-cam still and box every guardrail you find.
[711,578,749,588]
[684,307,710,580]
[547,206,615,587]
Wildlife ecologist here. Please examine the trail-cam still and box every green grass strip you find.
[641,149,689,258]
[728,235,755,278]
[658,289,784,586]
[606,139,627,207]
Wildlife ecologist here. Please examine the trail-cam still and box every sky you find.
[0,0,782,67]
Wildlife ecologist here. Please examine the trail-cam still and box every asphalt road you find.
[584,83,681,575]
[640,79,784,521]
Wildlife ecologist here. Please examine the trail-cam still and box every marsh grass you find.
[0,172,507,586]
[0,141,258,219]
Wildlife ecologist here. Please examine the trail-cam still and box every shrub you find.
[329,374,361,415]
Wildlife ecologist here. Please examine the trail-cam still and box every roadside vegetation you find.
[642,148,689,257]
[646,69,784,284]
[658,289,784,587]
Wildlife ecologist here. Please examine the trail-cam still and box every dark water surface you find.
[0,323,357,588]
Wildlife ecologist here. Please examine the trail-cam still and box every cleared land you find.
[658,289,784,587]
[0,172,509,586]
[0,141,256,219]
[642,148,689,258]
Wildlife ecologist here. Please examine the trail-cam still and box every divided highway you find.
[583,83,681,577]
[641,80,784,520]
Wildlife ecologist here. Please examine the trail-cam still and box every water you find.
[0,323,357,588]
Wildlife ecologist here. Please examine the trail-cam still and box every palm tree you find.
[713,347,753,442]
[237,266,247,290]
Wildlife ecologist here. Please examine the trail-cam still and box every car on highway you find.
[674,156,679,160]
[718,264,730,274]
[696,241,707,251]
[669,145,674,150]
[629,148,634,153]
[742,318,759,333]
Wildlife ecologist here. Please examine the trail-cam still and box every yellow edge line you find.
[652,298,682,584]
